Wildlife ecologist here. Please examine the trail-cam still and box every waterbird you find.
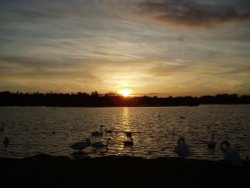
[125,131,132,137]
[105,129,112,134]
[91,125,104,137]
[220,140,241,166]
[92,138,111,149]
[207,134,216,149]
[123,136,134,147]
[3,136,9,147]
[71,138,91,152]
[175,137,191,158]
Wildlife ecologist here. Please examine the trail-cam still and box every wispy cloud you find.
[136,0,250,28]
[1,0,250,95]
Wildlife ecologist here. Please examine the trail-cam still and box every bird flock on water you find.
[1,121,245,166]
[174,134,242,166]
[70,125,135,158]
[69,123,243,166]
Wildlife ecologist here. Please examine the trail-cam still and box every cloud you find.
[0,0,109,26]
[0,55,97,80]
[136,0,250,28]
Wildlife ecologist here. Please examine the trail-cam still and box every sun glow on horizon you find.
[119,89,132,97]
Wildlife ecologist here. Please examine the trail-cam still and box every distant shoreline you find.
[1,92,250,107]
[1,104,250,108]
[1,154,250,187]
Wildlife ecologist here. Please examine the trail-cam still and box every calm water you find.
[0,105,250,160]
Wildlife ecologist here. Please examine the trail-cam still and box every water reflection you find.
[121,107,130,131]
[0,106,250,160]
[114,107,135,155]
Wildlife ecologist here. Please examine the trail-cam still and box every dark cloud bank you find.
[136,0,250,27]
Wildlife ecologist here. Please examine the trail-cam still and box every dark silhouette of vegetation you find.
[0,91,249,107]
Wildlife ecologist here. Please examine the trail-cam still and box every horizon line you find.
[0,90,249,98]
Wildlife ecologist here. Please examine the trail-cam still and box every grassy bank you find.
[1,154,250,188]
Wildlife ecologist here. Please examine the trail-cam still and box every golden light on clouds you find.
[1,1,250,96]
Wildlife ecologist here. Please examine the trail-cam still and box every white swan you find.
[92,138,111,149]
[207,134,216,149]
[91,125,104,137]
[71,138,91,152]
[220,140,241,166]
[175,137,191,158]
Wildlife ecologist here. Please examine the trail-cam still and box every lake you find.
[0,105,250,160]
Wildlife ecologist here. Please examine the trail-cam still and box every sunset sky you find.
[1,0,250,96]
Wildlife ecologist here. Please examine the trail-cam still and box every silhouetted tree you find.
[0,91,249,107]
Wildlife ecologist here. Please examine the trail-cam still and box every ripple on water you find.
[0,106,250,160]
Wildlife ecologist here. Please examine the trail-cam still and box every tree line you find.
[0,91,249,107]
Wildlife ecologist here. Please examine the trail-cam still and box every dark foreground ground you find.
[1,154,250,188]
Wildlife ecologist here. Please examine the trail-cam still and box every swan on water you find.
[3,136,9,147]
[207,134,216,149]
[124,131,132,137]
[91,125,104,137]
[92,138,111,149]
[124,136,134,147]
[175,137,191,158]
[71,138,91,152]
[105,129,112,134]
[220,140,241,166]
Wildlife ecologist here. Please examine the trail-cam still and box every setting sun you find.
[119,89,132,97]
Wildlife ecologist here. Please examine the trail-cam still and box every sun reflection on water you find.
[114,107,136,155]
[1,106,250,160]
